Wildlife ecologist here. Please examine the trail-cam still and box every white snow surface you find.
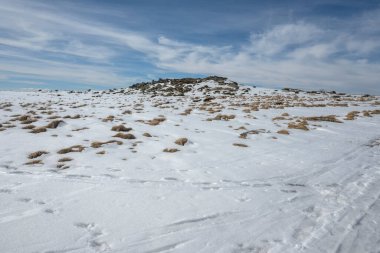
[0,84,379,253]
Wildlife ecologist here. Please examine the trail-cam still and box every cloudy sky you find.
[0,0,379,93]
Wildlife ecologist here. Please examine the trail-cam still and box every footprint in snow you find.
[8,170,32,175]
[74,222,110,252]
[237,197,251,202]
[163,177,179,181]
[18,197,32,202]
[44,208,58,214]
[281,189,297,193]
[286,183,306,187]
[0,188,13,194]
[202,186,221,190]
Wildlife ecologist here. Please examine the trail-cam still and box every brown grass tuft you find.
[30,127,47,133]
[57,145,85,154]
[18,115,31,121]
[18,115,37,124]
[63,114,80,119]
[46,120,64,129]
[20,118,38,124]
[25,159,43,165]
[233,143,248,147]
[22,124,36,129]
[272,116,286,121]
[174,137,188,146]
[58,157,73,162]
[146,117,166,126]
[303,115,342,123]
[102,115,115,122]
[91,140,123,148]
[362,111,371,117]
[111,125,132,132]
[47,115,61,120]
[122,110,132,115]
[345,111,360,120]
[28,151,49,159]
[239,129,266,139]
[143,132,152,137]
[113,133,136,139]
[179,108,192,116]
[208,114,236,121]
[163,148,180,153]
[72,127,89,131]
[277,129,290,135]
[288,120,309,131]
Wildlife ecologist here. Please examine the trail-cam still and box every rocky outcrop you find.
[130,76,239,96]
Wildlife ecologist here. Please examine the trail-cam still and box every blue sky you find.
[0,0,379,93]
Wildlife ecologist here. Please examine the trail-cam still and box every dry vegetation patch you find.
[303,115,342,123]
[277,129,290,135]
[25,159,43,165]
[17,115,33,121]
[47,115,61,120]
[56,164,69,169]
[122,110,132,115]
[91,140,123,148]
[239,129,267,139]
[113,133,136,139]
[111,125,132,132]
[13,114,37,124]
[58,145,85,154]
[143,132,152,137]
[369,109,380,115]
[179,108,192,116]
[22,124,36,129]
[345,111,360,120]
[72,127,89,131]
[30,127,47,134]
[63,114,80,119]
[20,118,38,124]
[28,151,49,159]
[102,115,115,122]
[58,157,73,162]
[146,117,166,126]
[46,120,65,129]
[288,121,309,131]
[233,143,248,147]
[207,114,236,121]
[163,148,180,153]
[175,137,188,146]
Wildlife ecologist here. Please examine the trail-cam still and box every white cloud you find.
[246,22,324,56]
[148,21,380,93]
[0,0,379,93]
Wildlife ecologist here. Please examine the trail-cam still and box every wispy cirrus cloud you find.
[0,0,379,93]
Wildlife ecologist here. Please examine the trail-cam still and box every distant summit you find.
[130,76,240,96]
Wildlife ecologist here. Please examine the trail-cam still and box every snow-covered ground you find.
[0,81,379,253]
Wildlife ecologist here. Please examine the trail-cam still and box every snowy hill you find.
[0,78,379,252]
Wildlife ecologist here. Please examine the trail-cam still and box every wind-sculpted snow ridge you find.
[0,79,379,252]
